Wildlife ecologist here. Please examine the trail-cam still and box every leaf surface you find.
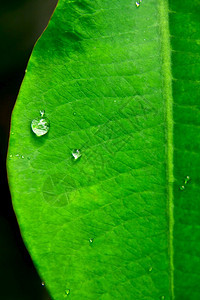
[7,0,200,299]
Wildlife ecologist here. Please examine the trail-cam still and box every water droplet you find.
[179,175,191,191]
[161,296,165,300]
[31,111,50,137]
[9,154,13,158]
[73,112,76,116]
[65,289,70,296]
[16,154,20,157]
[72,149,81,160]
[25,69,27,73]
[148,266,152,272]
[21,155,24,159]
[41,281,45,286]
[179,185,185,191]
[40,110,45,117]
[136,0,141,7]
[184,175,190,184]
[89,238,93,243]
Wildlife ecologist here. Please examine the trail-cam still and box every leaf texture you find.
[7,0,200,299]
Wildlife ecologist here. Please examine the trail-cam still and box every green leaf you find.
[7,0,200,299]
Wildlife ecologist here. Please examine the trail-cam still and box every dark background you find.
[0,1,57,299]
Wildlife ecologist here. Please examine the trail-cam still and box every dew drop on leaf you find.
[89,238,93,243]
[184,175,190,184]
[179,175,191,191]
[65,288,70,296]
[31,111,50,137]
[41,281,45,286]
[179,185,185,191]
[40,110,45,117]
[136,0,141,7]
[148,266,152,272]
[72,149,81,160]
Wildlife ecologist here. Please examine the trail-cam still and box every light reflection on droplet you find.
[65,288,70,296]
[179,185,185,191]
[31,110,50,137]
[72,149,81,160]
[148,266,152,272]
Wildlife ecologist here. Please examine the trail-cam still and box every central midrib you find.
[159,0,174,299]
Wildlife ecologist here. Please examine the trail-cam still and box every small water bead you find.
[161,296,165,300]
[41,281,45,286]
[72,149,81,160]
[180,175,191,191]
[179,185,185,191]
[40,110,45,117]
[184,175,190,184]
[89,238,93,243]
[148,266,153,272]
[31,110,50,137]
[65,289,70,296]
[136,0,141,7]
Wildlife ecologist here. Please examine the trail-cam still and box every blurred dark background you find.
[0,1,57,299]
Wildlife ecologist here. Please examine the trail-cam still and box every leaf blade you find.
[7,0,200,299]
